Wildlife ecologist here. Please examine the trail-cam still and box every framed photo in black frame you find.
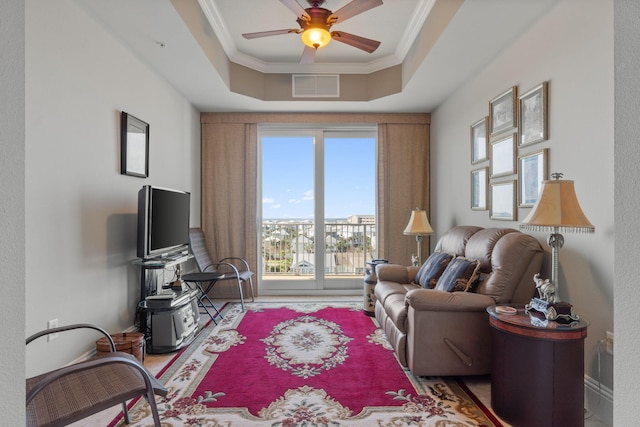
[121,111,149,178]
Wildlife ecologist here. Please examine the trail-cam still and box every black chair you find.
[188,227,255,311]
[26,324,167,427]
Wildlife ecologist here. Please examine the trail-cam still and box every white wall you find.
[614,1,640,425]
[0,0,26,423]
[24,0,201,375]
[431,0,613,422]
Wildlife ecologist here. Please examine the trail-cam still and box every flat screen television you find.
[137,185,191,260]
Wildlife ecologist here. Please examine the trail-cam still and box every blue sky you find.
[262,136,375,219]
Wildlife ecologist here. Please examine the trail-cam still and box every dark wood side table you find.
[487,305,588,427]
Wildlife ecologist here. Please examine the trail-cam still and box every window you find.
[259,125,376,293]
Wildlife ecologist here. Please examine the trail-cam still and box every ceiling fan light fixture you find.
[301,26,332,49]
[244,0,382,61]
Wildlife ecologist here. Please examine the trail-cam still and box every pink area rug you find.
[110,301,503,426]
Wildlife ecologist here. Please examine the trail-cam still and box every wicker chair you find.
[188,227,255,311]
[26,324,167,427]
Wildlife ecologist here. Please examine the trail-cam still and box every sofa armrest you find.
[405,288,496,312]
[376,264,419,283]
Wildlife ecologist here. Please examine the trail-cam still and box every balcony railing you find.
[261,220,377,276]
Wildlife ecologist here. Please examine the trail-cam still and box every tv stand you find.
[133,255,198,353]
[133,254,194,301]
[139,287,200,353]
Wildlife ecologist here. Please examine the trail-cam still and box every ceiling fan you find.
[242,0,383,64]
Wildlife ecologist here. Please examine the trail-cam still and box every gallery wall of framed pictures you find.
[469,80,550,221]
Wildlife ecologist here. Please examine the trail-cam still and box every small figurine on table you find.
[411,254,420,267]
[534,273,556,303]
[526,273,579,323]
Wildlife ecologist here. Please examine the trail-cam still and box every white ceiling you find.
[207,0,424,73]
[73,0,557,113]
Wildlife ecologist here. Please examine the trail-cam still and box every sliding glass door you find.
[259,125,377,294]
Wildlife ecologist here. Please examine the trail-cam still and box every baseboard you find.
[258,289,361,296]
[584,374,613,426]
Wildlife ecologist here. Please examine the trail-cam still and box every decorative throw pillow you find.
[414,251,453,289]
[468,272,486,293]
[434,256,481,292]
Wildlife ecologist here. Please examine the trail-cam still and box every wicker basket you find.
[96,332,145,363]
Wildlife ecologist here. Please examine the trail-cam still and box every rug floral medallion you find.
[111,302,502,427]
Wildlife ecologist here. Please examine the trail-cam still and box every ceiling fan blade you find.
[300,46,316,64]
[328,0,383,24]
[242,29,300,39]
[330,31,381,53]
[279,0,311,21]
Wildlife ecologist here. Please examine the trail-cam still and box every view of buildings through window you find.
[261,129,376,289]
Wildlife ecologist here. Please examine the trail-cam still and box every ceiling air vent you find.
[292,74,340,98]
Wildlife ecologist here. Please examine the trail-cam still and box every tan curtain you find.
[200,113,430,297]
[378,123,430,264]
[201,122,257,298]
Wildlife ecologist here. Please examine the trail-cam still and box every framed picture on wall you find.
[120,111,149,178]
[518,148,549,207]
[490,133,516,178]
[490,180,517,221]
[471,167,488,210]
[519,81,549,146]
[489,86,517,135]
[471,117,489,164]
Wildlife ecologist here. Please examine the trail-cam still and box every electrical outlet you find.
[47,318,59,342]
[605,331,613,355]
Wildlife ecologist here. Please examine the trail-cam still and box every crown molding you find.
[198,0,432,75]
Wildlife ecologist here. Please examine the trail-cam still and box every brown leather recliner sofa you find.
[374,225,543,376]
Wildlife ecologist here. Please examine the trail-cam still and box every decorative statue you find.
[533,273,556,304]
